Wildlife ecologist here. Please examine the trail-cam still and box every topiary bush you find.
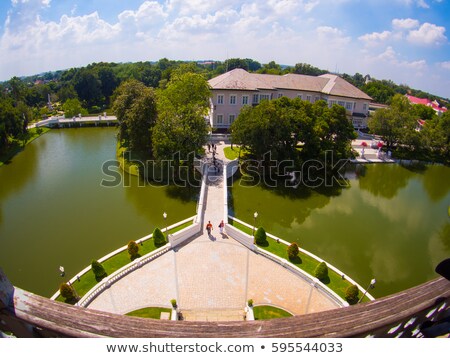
[287,243,300,261]
[91,260,107,281]
[153,227,167,247]
[345,284,360,305]
[254,227,268,246]
[59,283,75,301]
[128,240,140,260]
[314,261,329,281]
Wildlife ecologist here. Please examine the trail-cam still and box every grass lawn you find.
[253,305,293,320]
[223,146,252,161]
[116,142,140,176]
[228,218,369,304]
[125,307,172,319]
[0,127,51,166]
[56,220,193,303]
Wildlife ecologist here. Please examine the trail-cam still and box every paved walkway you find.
[87,141,341,321]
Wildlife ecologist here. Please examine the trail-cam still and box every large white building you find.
[208,69,372,130]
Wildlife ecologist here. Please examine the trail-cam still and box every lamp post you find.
[359,278,376,303]
[252,211,258,236]
[163,212,167,237]
[59,266,65,277]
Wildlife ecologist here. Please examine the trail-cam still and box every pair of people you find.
[206,220,224,235]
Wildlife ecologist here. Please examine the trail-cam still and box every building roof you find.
[208,68,372,101]
[406,94,447,113]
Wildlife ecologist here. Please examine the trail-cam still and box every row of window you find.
[216,114,235,125]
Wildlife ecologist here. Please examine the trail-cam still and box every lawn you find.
[228,218,369,304]
[223,146,251,160]
[125,307,172,319]
[56,220,193,303]
[253,305,293,320]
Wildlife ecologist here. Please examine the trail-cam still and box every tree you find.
[127,240,140,260]
[314,262,329,281]
[412,104,436,121]
[254,227,268,246]
[59,283,75,301]
[98,66,119,104]
[291,63,327,76]
[112,79,158,154]
[73,69,103,107]
[153,227,167,247]
[345,284,359,304]
[63,98,87,118]
[91,260,107,280]
[153,71,210,162]
[287,243,300,261]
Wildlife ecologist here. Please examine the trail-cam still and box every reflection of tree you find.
[438,222,450,252]
[358,165,414,199]
[421,166,450,202]
[230,179,338,227]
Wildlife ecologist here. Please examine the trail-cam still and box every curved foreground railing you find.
[0,269,448,338]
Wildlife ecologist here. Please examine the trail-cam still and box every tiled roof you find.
[208,69,372,100]
[406,95,447,112]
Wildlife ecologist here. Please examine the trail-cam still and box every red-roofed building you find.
[406,95,447,116]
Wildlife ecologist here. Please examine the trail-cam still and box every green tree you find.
[153,227,167,247]
[412,104,436,121]
[153,71,210,162]
[73,69,103,107]
[91,260,107,280]
[98,66,119,104]
[63,98,87,118]
[291,63,327,76]
[314,262,329,281]
[254,227,268,246]
[345,284,359,304]
[112,79,158,154]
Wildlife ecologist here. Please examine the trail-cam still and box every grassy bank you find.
[0,127,51,167]
[228,218,370,304]
[56,220,192,303]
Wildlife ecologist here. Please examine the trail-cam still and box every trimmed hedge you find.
[287,243,300,261]
[128,240,140,260]
[345,284,360,305]
[59,283,75,301]
[91,260,107,280]
[255,227,268,246]
[153,227,167,247]
[314,261,329,281]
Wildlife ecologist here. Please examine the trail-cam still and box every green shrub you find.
[128,240,140,260]
[345,284,360,304]
[287,243,299,260]
[170,299,177,308]
[247,299,253,307]
[314,262,329,281]
[254,227,268,246]
[153,227,167,247]
[59,283,75,301]
[91,260,107,280]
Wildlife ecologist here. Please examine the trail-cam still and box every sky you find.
[1,0,449,99]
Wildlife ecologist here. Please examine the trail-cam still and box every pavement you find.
[86,140,342,321]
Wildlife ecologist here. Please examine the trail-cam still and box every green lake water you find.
[229,164,450,298]
[0,128,198,297]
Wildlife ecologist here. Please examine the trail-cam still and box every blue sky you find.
[1,0,449,98]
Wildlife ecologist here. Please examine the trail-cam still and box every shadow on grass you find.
[289,256,302,265]
[130,253,142,261]
[95,273,108,283]
[319,276,331,285]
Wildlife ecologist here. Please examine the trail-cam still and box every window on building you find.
[329,100,337,107]
[363,103,368,111]
[297,94,303,100]
[260,94,270,101]
[306,95,312,102]
[217,114,223,124]
[242,96,249,105]
[230,95,236,105]
[217,95,224,105]
[229,114,235,124]
[278,93,283,98]
[315,96,320,102]
[252,94,259,104]
[346,102,353,110]
[338,101,345,107]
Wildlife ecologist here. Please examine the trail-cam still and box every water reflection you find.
[420,165,450,202]
[358,165,414,199]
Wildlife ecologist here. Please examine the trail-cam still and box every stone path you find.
[87,140,341,321]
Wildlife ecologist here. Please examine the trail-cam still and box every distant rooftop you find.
[208,68,372,101]
[406,94,447,113]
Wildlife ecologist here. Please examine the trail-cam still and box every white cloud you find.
[316,26,351,46]
[407,22,447,45]
[439,61,450,70]
[392,18,420,30]
[359,31,391,46]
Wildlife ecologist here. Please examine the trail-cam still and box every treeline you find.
[369,94,449,164]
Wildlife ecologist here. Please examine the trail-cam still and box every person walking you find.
[206,221,213,236]
[218,220,224,234]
